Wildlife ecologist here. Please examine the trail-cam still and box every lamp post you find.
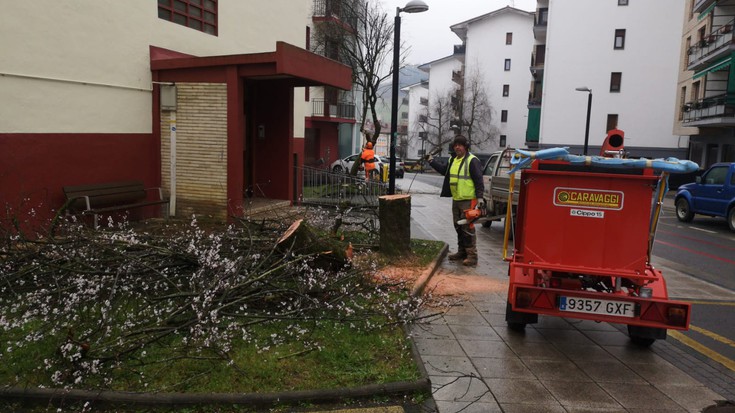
[389,0,429,195]
[575,86,592,155]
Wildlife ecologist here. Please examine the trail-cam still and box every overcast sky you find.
[380,0,537,65]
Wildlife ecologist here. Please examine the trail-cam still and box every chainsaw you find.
[456,199,487,229]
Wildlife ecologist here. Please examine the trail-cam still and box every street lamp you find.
[389,0,429,195]
[575,86,592,156]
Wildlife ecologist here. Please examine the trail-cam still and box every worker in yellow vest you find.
[426,135,485,266]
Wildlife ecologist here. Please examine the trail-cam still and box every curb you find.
[1,379,430,409]
[1,245,449,411]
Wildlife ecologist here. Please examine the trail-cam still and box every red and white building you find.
[0,1,352,227]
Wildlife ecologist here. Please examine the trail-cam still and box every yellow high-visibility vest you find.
[448,154,477,200]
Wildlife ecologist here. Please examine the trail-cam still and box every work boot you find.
[463,248,478,266]
[447,250,466,261]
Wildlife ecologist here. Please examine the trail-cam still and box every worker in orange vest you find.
[361,141,376,181]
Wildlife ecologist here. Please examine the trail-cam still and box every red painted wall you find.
[0,133,158,231]
[293,138,305,202]
[252,83,294,201]
[305,119,340,168]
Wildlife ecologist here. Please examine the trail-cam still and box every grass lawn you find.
[0,214,444,412]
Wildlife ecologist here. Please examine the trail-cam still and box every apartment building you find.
[417,53,464,156]
[1,1,351,226]
[307,0,359,166]
[371,65,429,159]
[403,81,430,158]
[450,6,535,152]
[529,0,686,158]
[679,0,735,166]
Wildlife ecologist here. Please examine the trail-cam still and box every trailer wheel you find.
[629,336,656,347]
[675,198,694,222]
[627,325,665,347]
[505,302,536,330]
[508,322,526,331]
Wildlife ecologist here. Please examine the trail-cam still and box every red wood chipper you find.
[503,144,696,346]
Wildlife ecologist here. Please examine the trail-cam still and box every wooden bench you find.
[62,181,169,227]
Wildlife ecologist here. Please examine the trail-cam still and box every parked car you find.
[394,157,406,179]
[330,154,404,178]
[481,148,523,229]
[675,162,735,231]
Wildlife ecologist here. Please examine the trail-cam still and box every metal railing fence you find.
[299,165,387,208]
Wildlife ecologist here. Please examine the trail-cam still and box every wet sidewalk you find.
[398,178,734,413]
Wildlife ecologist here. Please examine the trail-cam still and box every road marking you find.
[689,226,718,234]
[689,324,735,348]
[655,240,735,265]
[669,330,735,372]
[657,229,735,251]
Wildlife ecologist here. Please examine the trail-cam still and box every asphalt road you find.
[653,210,735,377]
[654,213,735,291]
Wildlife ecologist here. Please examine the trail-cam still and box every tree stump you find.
[276,219,349,270]
[379,194,411,255]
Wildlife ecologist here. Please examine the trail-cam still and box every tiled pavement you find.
[398,178,735,413]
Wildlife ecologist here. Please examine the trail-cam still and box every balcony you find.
[533,8,548,40]
[682,93,735,126]
[687,20,734,70]
[312,0,357,30]
[693,0,717,14]
[530,47,545,79]
[452,69,463,85]
[311,98,355,120]
[527,95,542,108]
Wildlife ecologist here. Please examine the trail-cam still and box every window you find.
[689,0,695,20]
[614,29,626,49]
[419,115,428,123]
[698,26,707,46]
[503,84,510,97]
[401,111,408,119]
[484,155,499,175]
[618,0,628,5]
[499,135,507,147]
[691,80,700,101]
[504,59,511,71]
[501,110,508,122]
[725,144,735,163]
[703,166,728,185]
[537,8,548,25]
[610,72,622,92]
[680,86,687,119]
[158,0,217,35]
[506,32,513,45]
[420,97,428,106]
[606,114,618,132]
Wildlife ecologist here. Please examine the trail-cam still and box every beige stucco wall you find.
[0,0,309,134]
[673,0,703,138]
[160,83,228,220]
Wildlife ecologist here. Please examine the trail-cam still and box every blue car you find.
[674,162,735,231]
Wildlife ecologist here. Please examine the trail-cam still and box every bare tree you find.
[460,69,499,151]
[419,90,457,156]
[311,0,397,144]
